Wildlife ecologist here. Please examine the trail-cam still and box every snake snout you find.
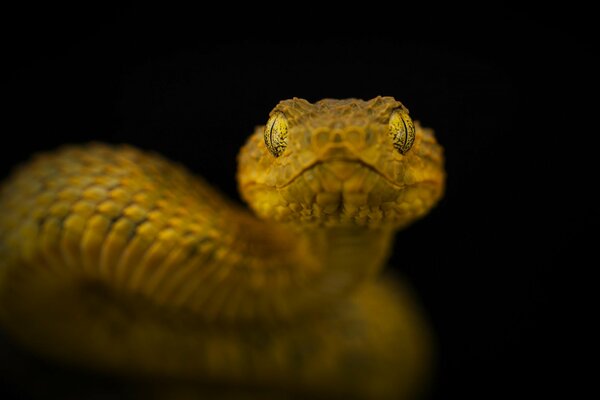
[323,160,364,180]
[320,145,358,160]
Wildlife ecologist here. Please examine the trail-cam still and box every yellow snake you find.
[0,97,445,399]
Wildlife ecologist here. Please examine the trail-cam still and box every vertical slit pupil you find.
[265,113,287,157]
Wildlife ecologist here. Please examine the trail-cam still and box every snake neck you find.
[297,226,394,289]
[221,210,395,321]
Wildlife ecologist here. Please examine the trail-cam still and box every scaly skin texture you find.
[0,97,445,399]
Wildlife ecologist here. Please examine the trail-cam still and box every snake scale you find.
[0,97,444,399]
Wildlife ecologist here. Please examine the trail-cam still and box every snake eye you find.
[389,109,416,154]
[264,112,288,157]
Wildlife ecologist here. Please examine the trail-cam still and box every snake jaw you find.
[277,158,402,190]
[241,158,442,229]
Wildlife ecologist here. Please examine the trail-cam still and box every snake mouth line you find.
[277,158,402,189]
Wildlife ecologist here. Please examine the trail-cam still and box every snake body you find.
[0,97,444,399]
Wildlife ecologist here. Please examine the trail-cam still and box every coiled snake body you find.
[0,97,444,399]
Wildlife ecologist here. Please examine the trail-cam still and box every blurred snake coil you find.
[0,97,445,399]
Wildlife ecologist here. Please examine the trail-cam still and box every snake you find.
[0,97,445,399]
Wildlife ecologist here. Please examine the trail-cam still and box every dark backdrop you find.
[1,4,594,399]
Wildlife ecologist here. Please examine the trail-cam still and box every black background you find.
[1,3,595,399]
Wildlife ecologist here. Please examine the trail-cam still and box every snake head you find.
[238,97,445,229]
